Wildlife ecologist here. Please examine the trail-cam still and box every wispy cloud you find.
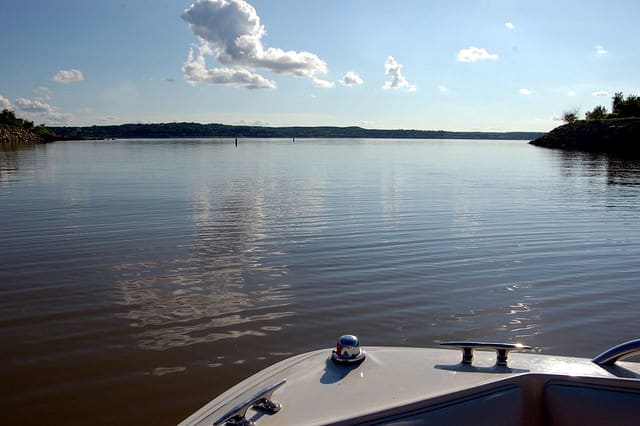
[238,119,269,126]
[519,88,532,95]
[505,22,515,30]
[34,86,53,100]
[592,90,609,97]
[312,77,335,89]
[181,0,327,89]
[567,90,576,96]
[457,46,498,62]
[95,115,119,124]
[382,56,416,92]
[52,69,84,84]
[437,84,449,92]
[340,71,363,87]
[595,45,607,56]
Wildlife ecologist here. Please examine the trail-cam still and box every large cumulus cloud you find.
[182,0,329,89]
[183,45,276,89]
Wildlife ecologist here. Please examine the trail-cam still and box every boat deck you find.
[181,346,640,425]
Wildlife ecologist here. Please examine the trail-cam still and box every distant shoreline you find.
[49,122,543,141]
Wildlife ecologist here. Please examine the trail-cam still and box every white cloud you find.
[34,86,54,100]
[0,95,14,110]
[52,69,84,84]
[437,84,449,92]
[181,0,327,88]
[382,56,416,91]
[183,46,276,89]
[14,97,72,124]
[595,45,607,56]
[505,22,515,30]
[519,88,532,95]
[567,90,576,96]
[340,71,363,87]
[312,77,335,88]
[457,46,498,62]
[15,98,55,114]
[592,90,609,97]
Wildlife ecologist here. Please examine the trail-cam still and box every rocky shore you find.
[0,127,51,144]
[530,118,640,153]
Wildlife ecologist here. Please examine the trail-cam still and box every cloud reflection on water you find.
[112,185,293,351]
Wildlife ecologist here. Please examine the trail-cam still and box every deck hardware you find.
[213,378,286,426]
[440,341,531,366]
[332,334,366,364]
[593,338,640,366]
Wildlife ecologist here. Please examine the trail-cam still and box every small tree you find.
[562,108,580,124]
[585,105,608,120]
[610,92,640,118]
[612,92,624,116]
[1,109,18,126]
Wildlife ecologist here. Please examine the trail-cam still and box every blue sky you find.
[1,0,638,131]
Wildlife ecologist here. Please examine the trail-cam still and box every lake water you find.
[2,138,640,424]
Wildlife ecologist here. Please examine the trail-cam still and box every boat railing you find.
[592,338,640,366]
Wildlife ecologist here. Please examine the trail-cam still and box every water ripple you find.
[3,140,640,425]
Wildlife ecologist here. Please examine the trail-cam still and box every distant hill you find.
[50,122,542,141]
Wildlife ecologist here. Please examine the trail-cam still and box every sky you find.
[1,0,639,132]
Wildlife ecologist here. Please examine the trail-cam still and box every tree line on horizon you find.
[563,92,640,123]
[1,107,544,141]
[48,122,542,140]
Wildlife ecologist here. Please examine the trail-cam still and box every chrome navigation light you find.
[332,334,366,364]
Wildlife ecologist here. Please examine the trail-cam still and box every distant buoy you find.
[235,137,238,147]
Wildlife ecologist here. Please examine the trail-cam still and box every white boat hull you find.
[181,343,640,425]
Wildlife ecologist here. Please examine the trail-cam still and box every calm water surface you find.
[1,139,640,424]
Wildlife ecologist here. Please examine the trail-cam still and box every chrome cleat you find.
[440,341,531,366]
